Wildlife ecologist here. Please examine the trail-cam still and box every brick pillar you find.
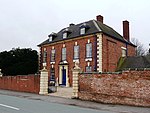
[39,69,48,95]
[72,62,81,98]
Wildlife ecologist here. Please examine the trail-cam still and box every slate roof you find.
[38,20,135,46]
[117,55,150,71]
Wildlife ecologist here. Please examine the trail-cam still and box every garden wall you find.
[79,69,150,107]
[0,74,40,94]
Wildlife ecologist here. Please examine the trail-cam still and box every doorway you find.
[59,65,69,87]
[62,66,66,85]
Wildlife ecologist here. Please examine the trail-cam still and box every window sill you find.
[43,63,47,66]
[121,47,127,50]
[50,62,55,64]
[73,59,79,63]
[85,58,92,61]
[61,60,68,64]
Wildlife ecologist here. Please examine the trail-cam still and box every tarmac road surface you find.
[0,90,149,113]
[0,94,114,113]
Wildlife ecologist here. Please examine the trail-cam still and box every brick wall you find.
[40,34,136,86]
[0,75,40,94]
[127,44,136,56]
[40,35,96,86]
[102,35,136,72]
[79,70,150,107]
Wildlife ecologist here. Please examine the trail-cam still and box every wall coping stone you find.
[80,68,150,75]
[80,71,122,75]
[123,68,150,71]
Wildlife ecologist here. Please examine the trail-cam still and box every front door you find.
[62,66,66,85]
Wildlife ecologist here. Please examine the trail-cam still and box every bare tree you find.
[146,44,150,55]
[131,38,146,56]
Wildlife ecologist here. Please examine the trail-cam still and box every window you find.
[51,49,55,62]
[122,49,126,57]
[74,45,79,59]
[49,36,52,42]
[80,23,90,35]
[86,66,92,72]
[63,32,67,39]
[50,68,55,81]
[86,43,92,58]
[80,28,85,35]
[121,47,127,57]
[48,32,57,42]
[43,51,47,63]
[62,47,66,61]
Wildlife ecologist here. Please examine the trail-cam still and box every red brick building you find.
[38,15,136,87]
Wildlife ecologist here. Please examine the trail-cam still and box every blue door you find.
[62,67,66,85]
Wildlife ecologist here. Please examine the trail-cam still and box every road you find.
[0,90,149,113]
[0,94,112,113]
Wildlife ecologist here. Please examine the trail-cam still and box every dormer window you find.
[48,32,57,42]
[49,36,53,42]
[80,28,86,35]
[80,23,90,35]
[63,32,67,39]
[63,28,71,39]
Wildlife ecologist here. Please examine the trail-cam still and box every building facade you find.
[38,15,136,87]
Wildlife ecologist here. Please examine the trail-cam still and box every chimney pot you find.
[96,15,103,23]
[123,20,130,41]
[69,23,75,26]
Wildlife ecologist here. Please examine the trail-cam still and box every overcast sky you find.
[0,0,150,52]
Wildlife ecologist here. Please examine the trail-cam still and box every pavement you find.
[0,89,150,113]
[48,86,73,98]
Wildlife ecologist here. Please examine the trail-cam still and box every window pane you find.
[43,51,47,63]
[62,48,66,61]
[63,33,67,39]
[122,49,126,57]
[86,66,92,72]
[86,43,92,58]
[51,49,55,62]
[80,28,85,35]
[50,68,55,81]
[49,36,52,42]
[74,45,79,59]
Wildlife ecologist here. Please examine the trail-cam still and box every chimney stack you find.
[123,20,130,41]
[69,23,75,27]
[96,15,103,23]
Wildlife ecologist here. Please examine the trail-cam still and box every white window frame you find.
[51,49,55,62]
[62,47,66,61]
[49,36,52,42]
[80,28,86,35]
[86,66,92,72]
[43,51,47,63]
[121,47,127,57]
[74,45,79,60]
[86,43,92,58]
[63,32,67,39]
